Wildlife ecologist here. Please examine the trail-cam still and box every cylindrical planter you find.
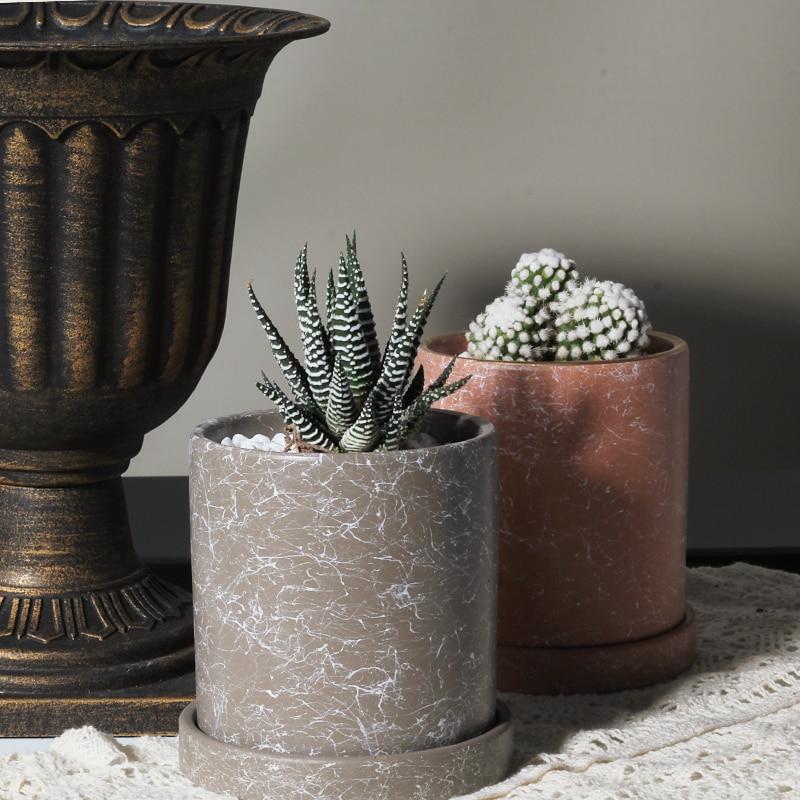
[179,409,513,800]
[0,2,328,709]
[418,332,696,694]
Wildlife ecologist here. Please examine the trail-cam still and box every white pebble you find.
[271,433,287,451]
[221,432,288,453]
[249,434,272,451]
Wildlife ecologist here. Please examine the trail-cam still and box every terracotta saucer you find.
[498,606,697,694]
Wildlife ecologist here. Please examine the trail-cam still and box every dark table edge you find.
[153,548,800,590]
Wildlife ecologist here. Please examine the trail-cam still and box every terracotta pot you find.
[179,409,513,800]
[417,332,696,694]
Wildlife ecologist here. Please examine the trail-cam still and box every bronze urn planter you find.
[418,332,696,694]
[0,2,328,734]
[179,409,514,800]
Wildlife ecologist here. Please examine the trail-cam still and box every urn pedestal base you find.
[179,702,514,800]
[0,670,194,737]
[498,607,697,695]
[0,545,195,734]
[0,474,195,730]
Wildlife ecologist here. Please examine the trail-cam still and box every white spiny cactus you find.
[553,279,651,361]
[507,248,580,305]
[466,294,552,361]
[466,248,653,363]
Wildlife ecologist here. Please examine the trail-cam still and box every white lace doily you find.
[2,564,798,800]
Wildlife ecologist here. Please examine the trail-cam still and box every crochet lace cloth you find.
[2,564,798,799]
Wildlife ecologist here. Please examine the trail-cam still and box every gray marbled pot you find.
[180,409,513,800]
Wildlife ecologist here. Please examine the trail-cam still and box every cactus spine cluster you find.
[467,247,651,362]
[249,235,470,453]
[507,248,580,305]
[553,279,651,361]
[466,294,550,361]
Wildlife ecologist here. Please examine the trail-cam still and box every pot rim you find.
[191,407,495,461]
[0,3,330,52]
[421,330,687,367]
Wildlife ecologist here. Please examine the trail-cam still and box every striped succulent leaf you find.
[424,355,457,395]
[369,291,432,424]
[397,375,472,442]
[256,377,338,452]
[312,268,333,359]
[247,283,314,408]
[325,354,358,436]
[339,392,380,452]
[330,253,373,401]
[380,256,409,374]
[369,274,449,424]
[293,245,333,408]
[325,268,336,327]
[403,364,425,407]
[381,391,406,451]
[401,273,446,386]
[345,233,381,380]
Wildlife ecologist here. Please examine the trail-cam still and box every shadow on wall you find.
[644,282,799,472]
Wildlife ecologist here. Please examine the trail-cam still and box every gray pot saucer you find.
[179,701,514,800]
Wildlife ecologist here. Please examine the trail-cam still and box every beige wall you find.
[131,0,800,476]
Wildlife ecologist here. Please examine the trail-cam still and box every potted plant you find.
[417,248,696,694]
[179,236,513,800]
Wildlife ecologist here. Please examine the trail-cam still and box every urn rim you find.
[191,407,495,461]
[0,2,331,52]
[421,330,688,368]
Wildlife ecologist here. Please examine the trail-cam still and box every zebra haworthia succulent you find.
[249,235,470,453]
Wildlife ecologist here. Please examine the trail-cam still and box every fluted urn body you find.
[0,2,328,697]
